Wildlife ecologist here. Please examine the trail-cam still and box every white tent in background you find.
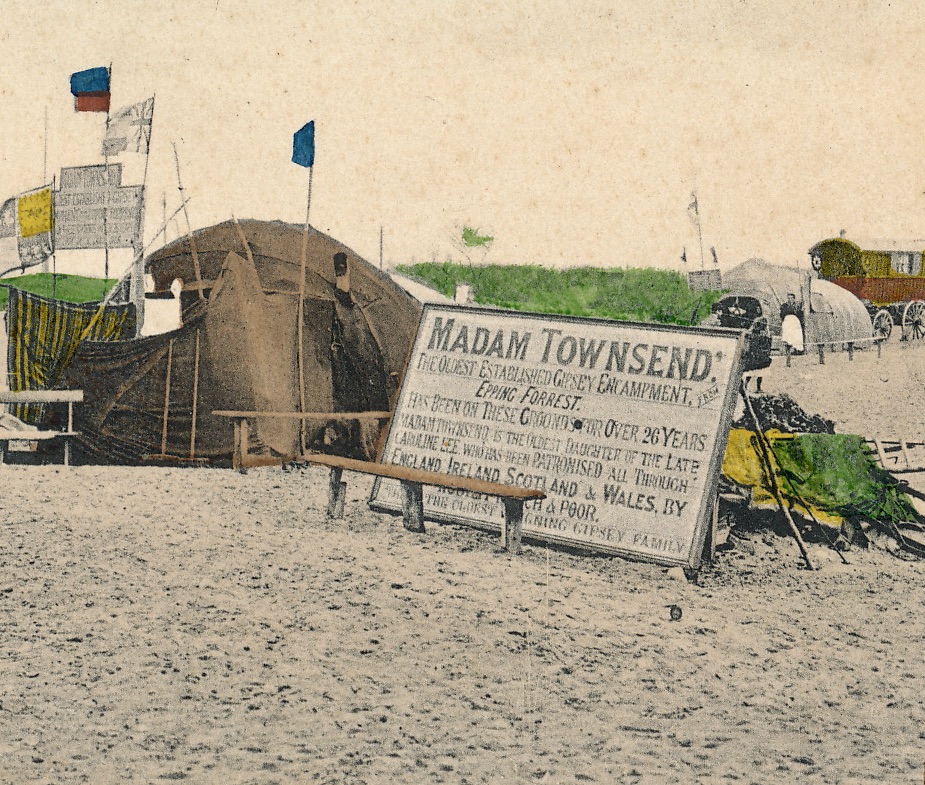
[386,272,454,304]
[716,258,873,352]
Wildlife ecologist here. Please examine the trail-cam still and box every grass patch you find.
[396,263,722,325]
[0,273,116,311]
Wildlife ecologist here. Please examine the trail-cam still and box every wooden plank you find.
[0,430,72,441]
[0,390,84,404]
[213,410,392,420]
[874,438,890,468]
[0,430,79,467]
[181,279,217,292]
[235,454,282,470]
[303,452,546,501]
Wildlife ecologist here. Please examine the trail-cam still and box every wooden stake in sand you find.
[740,382,815,570]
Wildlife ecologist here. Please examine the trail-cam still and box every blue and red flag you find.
[70,67,111,113]
[292,121,315,168]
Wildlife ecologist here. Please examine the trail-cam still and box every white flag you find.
[687,191,699,226]
[102,97,154,156]
[0,196,16,238]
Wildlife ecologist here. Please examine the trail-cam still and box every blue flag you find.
[70,67,110,96]
[292,121,315,168]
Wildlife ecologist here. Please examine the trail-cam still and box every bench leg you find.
[0,440,6,465]
[327,467,346,519]
[238,418,250,470]
[232,420,242,470]
[64,436,71,467]
[399,480,425,533]
[501,498,524,554]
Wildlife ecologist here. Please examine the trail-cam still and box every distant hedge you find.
[396,263,723,325]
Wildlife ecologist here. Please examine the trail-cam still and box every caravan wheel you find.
[872,309,893,342]
[902,301,925,341]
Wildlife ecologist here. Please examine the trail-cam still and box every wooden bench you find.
[213,410,392,469]
[0,390,83,466]
[302,452,546,554]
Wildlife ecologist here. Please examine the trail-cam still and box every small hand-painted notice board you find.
[369,305,744,568]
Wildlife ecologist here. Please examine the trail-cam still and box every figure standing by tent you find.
[780,292,805,354]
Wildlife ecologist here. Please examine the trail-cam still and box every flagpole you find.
[692,189,705,271]
[696,215,705,271]
[132,96,155,336]
[51,175,57,298]
[101,64,113,287]
[102,155,111,285]
[43,106,48,183]
[40,108,50,275]
[142,94,155,191]
[291,119,315,455]
[297,164,312,453]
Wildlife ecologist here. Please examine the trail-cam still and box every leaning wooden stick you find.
[740,382,815,570]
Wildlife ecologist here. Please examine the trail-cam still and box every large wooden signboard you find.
[370,305,744,568]
[53,164,144,250]
[687,269,722,292]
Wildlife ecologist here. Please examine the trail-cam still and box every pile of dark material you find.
[733,392,835,435]
[724,391,925,561]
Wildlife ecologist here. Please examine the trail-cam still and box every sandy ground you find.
[757,335,925,441]
[3,338,925,784]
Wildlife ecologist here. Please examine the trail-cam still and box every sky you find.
[0,0,923,277]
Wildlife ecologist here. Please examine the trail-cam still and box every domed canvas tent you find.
[714,259,872,352]
[59,219,422,464]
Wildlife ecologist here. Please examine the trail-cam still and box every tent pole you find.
[102,75,112,284]
[172,143,205,301]
[297,166,312,454]
[189,328,200,459]
[740,382,815,570]
[161,338,174,456]
[232,216,256,267]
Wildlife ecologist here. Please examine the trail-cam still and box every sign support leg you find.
[400,481,425,533]
[501,497,524,554]
[327,467,345,519]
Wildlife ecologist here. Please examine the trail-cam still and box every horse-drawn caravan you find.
[810,235,925,341]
